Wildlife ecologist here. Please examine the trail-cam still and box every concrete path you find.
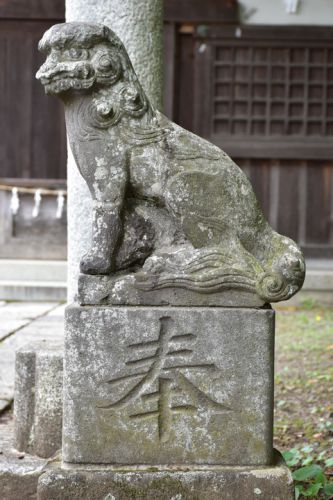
[0,301,65,413]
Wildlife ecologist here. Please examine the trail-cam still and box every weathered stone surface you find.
[37,22,305,304]
[14,342,63,458]
[0,417,46,500]
[0,420,293,500]
[33,347,64,458]
[14,347,36,452]
[0,453,44,500]
[65,0,163,302]
[63,305,274,465]
[78,273,265,307]
[37,451,293,500]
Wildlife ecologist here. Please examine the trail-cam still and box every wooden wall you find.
[238,159,333,257]
[0,0,66,180]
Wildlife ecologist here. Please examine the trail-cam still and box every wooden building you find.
[1,0,333,263]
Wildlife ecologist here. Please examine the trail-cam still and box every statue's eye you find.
[68,48,87,60]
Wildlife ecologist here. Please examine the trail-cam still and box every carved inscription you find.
[97,317,233,442]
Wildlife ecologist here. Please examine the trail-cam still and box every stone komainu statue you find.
[37,22,305,303]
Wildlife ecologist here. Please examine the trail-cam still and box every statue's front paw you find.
[80,253,112,275]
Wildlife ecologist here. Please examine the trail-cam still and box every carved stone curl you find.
[37,22,305,305]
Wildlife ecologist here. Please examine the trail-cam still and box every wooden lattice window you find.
[192,26,333,159]
[214,45,333,137]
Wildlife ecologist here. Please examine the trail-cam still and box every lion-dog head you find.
[36,22,151,126]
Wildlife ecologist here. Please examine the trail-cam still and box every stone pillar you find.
[14,342,63,458]
[65,0,164,301]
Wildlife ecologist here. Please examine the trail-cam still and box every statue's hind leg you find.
[165,170,305,302]
[135,170,265,291]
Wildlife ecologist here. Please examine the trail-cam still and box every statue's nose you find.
[37,61,69,84]
[36,62,54,81]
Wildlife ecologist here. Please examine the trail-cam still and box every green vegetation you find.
[274,302,333,499]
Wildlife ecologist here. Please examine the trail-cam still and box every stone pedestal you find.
[37,451,293,500]
[64,305,274,466]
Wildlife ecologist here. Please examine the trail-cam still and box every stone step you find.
[0,259,66,282]
[0,260,67,301]
[304,269,333,290]
[0,282,66,301]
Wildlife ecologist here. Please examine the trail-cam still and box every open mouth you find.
[42,74,96,94]
[39,71,76,85]
[38,63,95,91]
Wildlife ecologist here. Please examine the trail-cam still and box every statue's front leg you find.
[80,159,128,275]
[80,202,121,275]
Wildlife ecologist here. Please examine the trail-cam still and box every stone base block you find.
[14,341,63,458]
[64,305,274,465]
[37,452,293,500]
[0,417,47,500]
[0,458,45,500]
